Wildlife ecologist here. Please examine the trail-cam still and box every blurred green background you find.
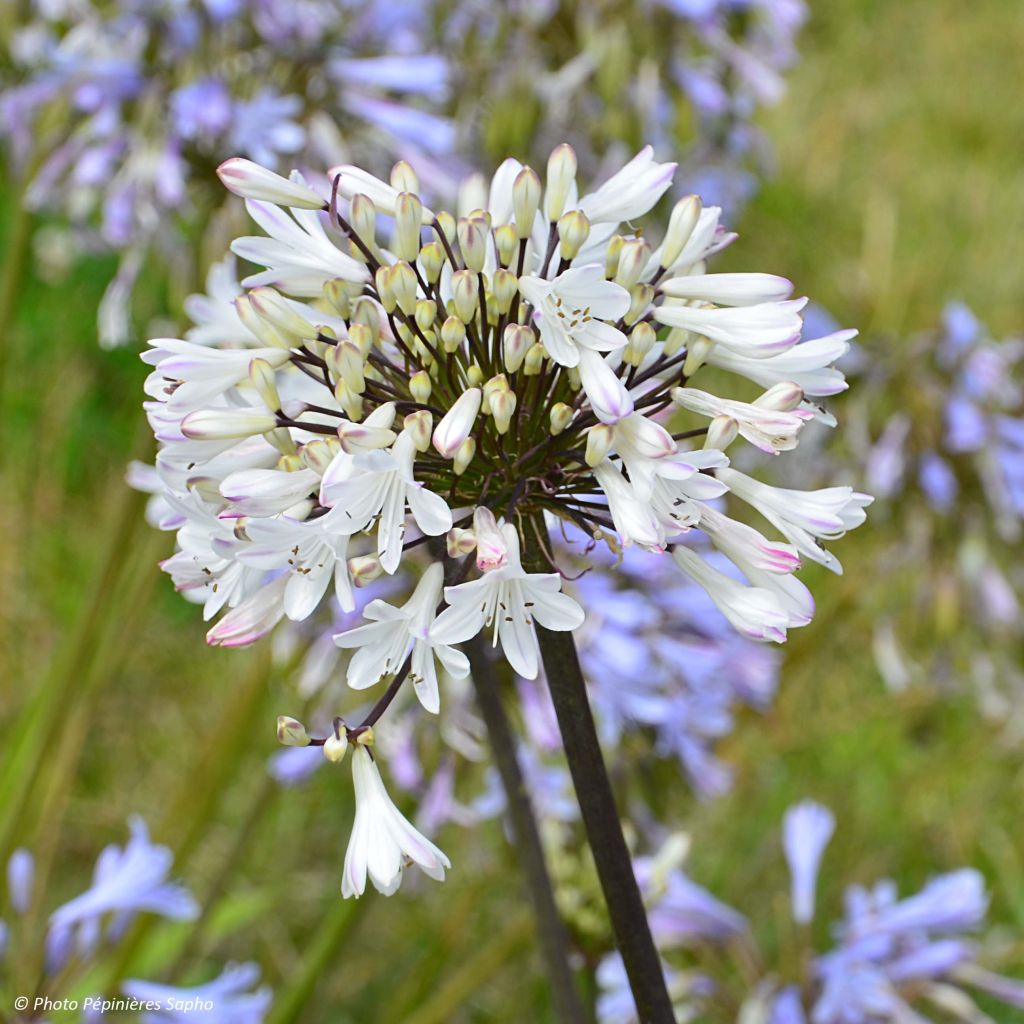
[2,0,1023,1020]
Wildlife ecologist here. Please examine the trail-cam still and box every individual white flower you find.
[672,544,790,643]
[430,523,585,678]
[217,158,325,209]
[342,746,450,898]
[716,468,873,575]
[232,198,367,296]
[672,385,814,454]
[576,146,677,225]
[320,431,452,573]
[334,563,469,713]
[659,272,794,306]
[183,256,257,348]
[649,449,731,537]
[592,460,666,550]
[655,298,807,358]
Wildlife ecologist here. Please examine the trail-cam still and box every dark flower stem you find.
[462,633,591,1024]
[534,626,675,1024]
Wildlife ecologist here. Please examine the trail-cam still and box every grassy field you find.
[1,0,1023,1020]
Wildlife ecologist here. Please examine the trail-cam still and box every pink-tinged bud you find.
[503,324,534,374]
[447,527,477,557]
[218,159,325,209]
[754,381,805,412]
[451,270,479,324]
[300,437,340,474]
[403,410,433,452]
[457,214,490,272]
[473,507,508,571]
[348,554,385,587]
[490,389,517,435]
[453,437,476,475]
[432,387,482,458]
[705,416,738,451]
[337,421,396,454]
[182,408,277,440]
[277,716,310,746]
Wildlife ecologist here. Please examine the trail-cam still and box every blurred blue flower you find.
[124,962,272,1023]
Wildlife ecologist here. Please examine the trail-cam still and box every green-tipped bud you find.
[403,410,433,452]
[323,731,349,763]
[333,379,363,421]
[390,261,418,316]
[276,452,304,473]
[466,363,484,387]
[615,238,651,289]
[419,240,446,284]
[409,370,433,404]
[663,325,690,358]
[392,191,423,262]
[683,335,713,377]
[585,424,614,467]
[490,269,518,315]
[414,299,438,333]
[390,160,419,194]
[349,554,385,587]
[523,342,545,376]
[327,340,366,395]
[482,373,510,412]
[625,321,657,366]
[549,402,574,435]
[494,224,518,267]
[453,437,476,475]
[277,716,310,747]
[545,143,577,221]
[350,297,381,339]
[248,358,281,412]
[490,389,517,434]
[625,284,654,326]
[440,315,466,354]
[558,210,591,261]
[324,279,352,318]
[503,324,533,374]
[348,323,374,358]
[374,266,396,313]
[352,725,375,747]
[513,166,542,238]
[660,194,702,269]
[433,210,456,249]
[350,193,377,250]
[604,235,625,279]
[451,269,479,324]
[264,426,296,456]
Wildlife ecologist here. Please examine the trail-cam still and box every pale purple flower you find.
[782,801,835,925]
[124,962,271,1023]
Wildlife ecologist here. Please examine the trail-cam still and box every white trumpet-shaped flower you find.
[342,747,450,899]
[334,563,469,713]
[430,523,585,679]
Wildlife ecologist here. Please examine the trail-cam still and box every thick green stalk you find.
[462,633,591,1024]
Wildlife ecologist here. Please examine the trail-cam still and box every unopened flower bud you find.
[628,321,656,362]
[414,299,437,333]
[625,284,654,326]
[182,408,277,440]
[513,167,542,238]
[704,416,738,451]
[440,316,466,353]
[323,279,352,318]
[558,210,590,261]
[347,323,374,358]
[473,507,508,570]
[433,210,456,249]
[447,526,477,557]
[323,731,349,763]
[494,224,518,267]
[390,160,419,194]
[482,373,510,409]
[301,437,340,474]
[605,235,625,279]
[683,335,714,377]
[277,716,310,746]
[250,287,317,344]
[352,725,375,747]
[458,174,487,217]
[503,324,533,374]
[466,364,484,387]
[490,269,518,314]
[374,266,396,313]
[392,192,423,261]
[403,410,433,451]
[350,297,381,338]
[248,358,281,411]
[615,239,651,289]
[390,261,418,316]
[451,270,479,324]
[334,379,363,421]
[337,420,396,454]
[545,144,577,221]
[490,388,517,434]
[457,213,490,272]
[585,424,614,466]
[660,194,702,269]
[419,241,445,284]
[327,340,366,395]
[549,402,574,435]
[523,342,545,376]
[755,382,805,412]
[350,193,377,250]
[365,401,397,431]
[453,437,476,475]
[409,370,432,404]
[218,158,324,209]
[663,325,689,358]
[349,554,385,586]
[432,387,482,458]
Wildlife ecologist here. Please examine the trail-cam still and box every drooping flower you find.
[123,963,272,1024]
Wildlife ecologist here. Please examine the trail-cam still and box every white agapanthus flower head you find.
[143,143,869,896]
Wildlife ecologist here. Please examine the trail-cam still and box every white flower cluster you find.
[141,144,869,896]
